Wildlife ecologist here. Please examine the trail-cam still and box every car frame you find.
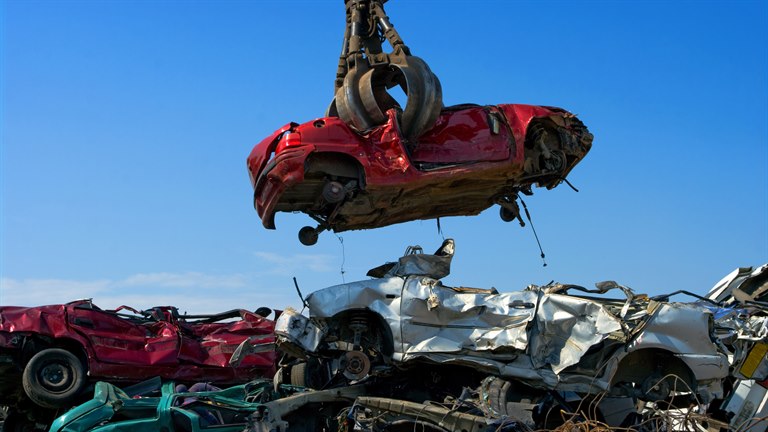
[247,104,592,245]
[267,240,728,404]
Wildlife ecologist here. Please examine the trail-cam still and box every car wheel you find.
[22,349,86,409]
[483,377,570,430]
[322,181,346,204]
[290,362,309,387]
[640,373,672,401]
[298,226,319,246]
[499,206,518,222]
[541,150,566,173]
[289,359,328,389]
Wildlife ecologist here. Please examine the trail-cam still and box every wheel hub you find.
[641,374,671,401]
[40,363,71,390]
[322,181,346,203]
[341,351,371,381]
[542,151,565,173]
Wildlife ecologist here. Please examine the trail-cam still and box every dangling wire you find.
[560,177,580,192]
[519,198,547,267]
[293,277,309,311]
[436,217,445,241]
[335,233,347,282]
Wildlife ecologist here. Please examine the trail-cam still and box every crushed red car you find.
[0,299,275,427]
[247,104,593,245]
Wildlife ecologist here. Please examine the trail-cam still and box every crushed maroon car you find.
[0,299,275,425]
[247,104,593,245]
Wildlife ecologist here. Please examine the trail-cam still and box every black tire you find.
[298,226,319,246]
[499,206,518,222]
[484,377,512,416]
[289,359,327,389]
[290,362,308,387]
[484,377,565,429]
[22,348,85,409]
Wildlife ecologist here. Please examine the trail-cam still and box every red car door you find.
[177,311,275,368]
[67,305,179,366]
[410,106,512,164]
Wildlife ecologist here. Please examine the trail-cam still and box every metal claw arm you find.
[329,0,443,139]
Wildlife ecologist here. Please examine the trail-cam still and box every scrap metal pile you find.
[0,304,276,430]
[225,243,768,432]
[1,2,765,432]
[8,246,766,431]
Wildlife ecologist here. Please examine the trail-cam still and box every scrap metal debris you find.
[221,242,768,431]
[705,263,768,430]
[271,240,728,403]
[5,2,762,432]
[29,258,768,431]
[0,302,276,431]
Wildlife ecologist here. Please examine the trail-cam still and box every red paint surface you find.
[247,103,591,231]
[0,300,276,384]
[411,106,511,163]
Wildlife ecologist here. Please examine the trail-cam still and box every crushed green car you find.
[49,379,306,432]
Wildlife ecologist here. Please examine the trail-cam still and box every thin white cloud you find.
[253,251,335,274]
[0,253,340,312]
[119,272,248,289]
[0,277,112,306]
[0,272,302,313]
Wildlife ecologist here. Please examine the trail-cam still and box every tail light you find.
[276,132,301,153]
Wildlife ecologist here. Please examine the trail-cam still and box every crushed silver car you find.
[706,263,768,430]
[266,239,729,404]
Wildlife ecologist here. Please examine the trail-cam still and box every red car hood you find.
[0,303,71,335]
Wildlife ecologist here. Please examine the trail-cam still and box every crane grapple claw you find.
[331,0,443,139]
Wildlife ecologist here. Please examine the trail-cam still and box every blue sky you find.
[1,0,766,313]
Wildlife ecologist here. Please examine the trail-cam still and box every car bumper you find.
[274,308,323,357]
[254,145,315,229]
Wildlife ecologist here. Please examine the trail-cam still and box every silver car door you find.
[399,277,537,357]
